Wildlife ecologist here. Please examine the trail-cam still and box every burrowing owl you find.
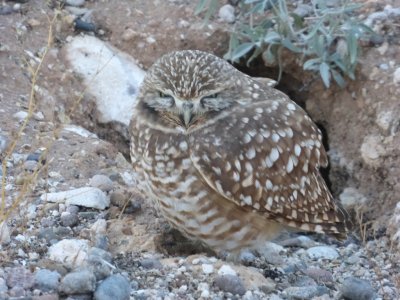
[129,50,348,253]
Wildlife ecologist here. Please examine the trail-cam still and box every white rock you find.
[33,111,45,121]
[146,36,156,44]
[376,110,395,133]
[360,135,386,167]
[0,222,11,245]
[13,111,28,121]
[264,241,286,253]
[388,202,400,249]
[200,289,210,298]
[0,134,8,155]
[259,241,286,265]
[49,171,62,178]
[198,282,210,298]
[121,171,136,186]
[393,67,400,84]
[63,125,98,138]
[218,264,237,276]
[307,246,339,260]
[41,187,110,210]
[339,187,367,210]
[48,239,89,267]
[15,234,26,242]
[202,263,214,274]
[90,219,107,235]
[65,0,85,6]
[64,35,145,126]
[218,4,235,23]
[12,153,26,164]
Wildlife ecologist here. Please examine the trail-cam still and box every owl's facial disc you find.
[145,89,233,128]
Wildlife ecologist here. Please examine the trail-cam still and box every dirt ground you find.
[1,0,400,299]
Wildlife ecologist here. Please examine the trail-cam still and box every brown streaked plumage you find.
[129,50,348,254]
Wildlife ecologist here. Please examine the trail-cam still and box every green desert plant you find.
[196,0,373,87]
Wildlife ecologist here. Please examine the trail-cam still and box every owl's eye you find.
[202,93,219,100]
[158,91,172,98]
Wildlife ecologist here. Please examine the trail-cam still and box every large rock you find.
[64,35,145,127]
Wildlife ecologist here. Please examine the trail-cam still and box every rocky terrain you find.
[1,0,400,299]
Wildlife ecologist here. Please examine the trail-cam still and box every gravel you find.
[0,2,399,300]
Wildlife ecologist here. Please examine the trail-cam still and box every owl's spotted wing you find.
[189,98,348,235]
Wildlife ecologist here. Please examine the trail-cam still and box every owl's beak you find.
[181,102,194,127]
[182,110,192,127]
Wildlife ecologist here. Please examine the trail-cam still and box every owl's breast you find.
[130,125,194,199]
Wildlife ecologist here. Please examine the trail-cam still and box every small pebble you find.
[303,267,334,284]
[60,211,79,227]
[59,269,96,294]
[9,285,25,297]
[34,111,45,120]
[89,247,113,262]
[66,205,80,214]
[94,234,109,250]
[218,264,237,276]
[214,274,246,296]
[94,274,130,300]
[307,246,339,260]
[38,228,57,242]
[293,4,313,17]
[13,111,28,121]
[340,277,375,300]
[218,4,235,23]
[369,34,384,46]
[74,18,96,32]
[24,160,38,171]
[122,28,137,41]
[279,235,317,248]
[198,282,210,298]
[393,67,400,84]
[140,258,163,270]
[0,278,7,293]
[283,286,327,299]
[0,134,8,154]
[110,191,127,207]
[201,263,214,274]
[65,0,85,6]
[6,267,34,289]
[87,252,114,280]
[0,5,13,15]
[239,250,256,264]
[34,269,61,292]
[89,174,113,192]
[379,63,389,70]
[26,152,43,162]
[0,222,11,245]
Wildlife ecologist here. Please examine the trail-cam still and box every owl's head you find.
[136,50,250,130]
